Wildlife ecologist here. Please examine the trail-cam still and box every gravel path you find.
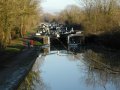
[0,47,40,90]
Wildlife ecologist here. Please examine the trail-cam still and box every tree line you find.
[80,0,120,35]
[1,0,120,49]
[44,0,120,35]
[41,0,120,49]
[0,0,41,49]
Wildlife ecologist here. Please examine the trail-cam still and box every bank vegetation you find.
[0,0,41,49]
[55,0,120,49]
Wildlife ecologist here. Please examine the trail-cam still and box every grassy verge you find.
[0,38,25,62]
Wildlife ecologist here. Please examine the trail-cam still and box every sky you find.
[41,0,80,13]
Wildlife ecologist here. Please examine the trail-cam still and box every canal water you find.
[18,44,120,90]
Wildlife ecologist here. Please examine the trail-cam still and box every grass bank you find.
[0,38,24,63]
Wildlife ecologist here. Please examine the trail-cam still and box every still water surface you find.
[19,45,120,90]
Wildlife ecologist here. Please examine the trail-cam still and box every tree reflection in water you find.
[18,55,49,90]
[67,45,120,90]
[18,45,120,90]
[83,49,120,90]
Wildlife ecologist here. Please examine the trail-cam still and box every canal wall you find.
[0,47,41,90]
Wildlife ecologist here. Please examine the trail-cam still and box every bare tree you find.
[0,0,41,49]
[78,0,120,35]
[58,5,83,25]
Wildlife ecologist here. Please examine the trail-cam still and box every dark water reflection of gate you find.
[18,45,120,90]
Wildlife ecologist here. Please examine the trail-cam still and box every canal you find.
[18,42,120,90]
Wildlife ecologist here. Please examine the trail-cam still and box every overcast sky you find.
[41,0,80,13]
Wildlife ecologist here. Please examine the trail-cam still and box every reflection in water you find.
[84,49,120,73]
[18,55,48,90]
[83,49,120,90]
[18,45,120,90]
